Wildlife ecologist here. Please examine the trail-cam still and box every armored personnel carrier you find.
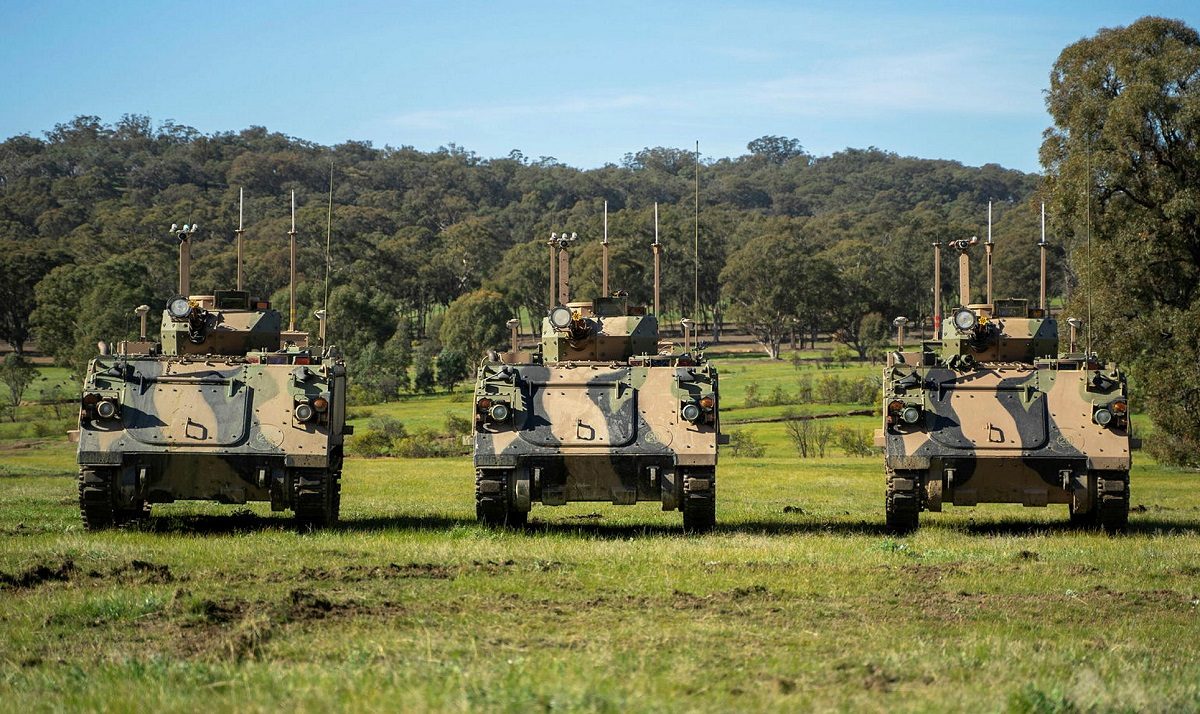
[77,202,348,530]
[472,226,723,531]
[879,221,1131,533]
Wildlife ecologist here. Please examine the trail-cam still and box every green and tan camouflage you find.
[472,230,723,531]
[878,230,1131,532]
[75,216,348,530]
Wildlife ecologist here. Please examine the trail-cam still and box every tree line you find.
[0,118,1046,372]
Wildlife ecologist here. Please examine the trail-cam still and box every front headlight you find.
[681,403,702,422]
[95,399,118,419]
[167,296,192,320]
[549,306,573,330]
[1093,408,1113,426]
[489,403,511,422]
[294,402,315,422]
[952,307,977,332]
[900,406,922,425]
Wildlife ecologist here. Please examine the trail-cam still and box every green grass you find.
[3,354,1198,711]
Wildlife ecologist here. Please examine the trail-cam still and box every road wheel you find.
[681,470,716,534]
[476,470,527,528]
[885,468,921,534]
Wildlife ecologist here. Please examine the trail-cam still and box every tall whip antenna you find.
[1039,201,1048,311]
[694,140,700,321]
[1085,142,1093,357]
[652,202,662,316]
[322,163,334,346]
[601,200,609,296]
[984,199,994,305]
[288,190,297,332]
[235,187,245,291]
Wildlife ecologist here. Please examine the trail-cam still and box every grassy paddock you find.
[2,445,1199,711]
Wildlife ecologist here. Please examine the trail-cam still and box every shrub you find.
[368,416,407,441]
[816,375,842,404]
[348,429,392,458]
[834,426,875,457]
[795,376,814,402]
[723,430,765,458]
[744,382,762,408]
[444,411,471,435]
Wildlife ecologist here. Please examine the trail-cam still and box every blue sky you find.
[2,1,1197,173]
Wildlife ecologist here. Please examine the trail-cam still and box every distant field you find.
[2,352,1198,711]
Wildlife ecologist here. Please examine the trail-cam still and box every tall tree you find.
[720,232,837,359]
[1041,16,1200,465]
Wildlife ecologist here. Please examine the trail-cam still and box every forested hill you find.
[0,114,1051,376]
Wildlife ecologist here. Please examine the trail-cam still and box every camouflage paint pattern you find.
[879,298,1131,526]
[76,291,347,518]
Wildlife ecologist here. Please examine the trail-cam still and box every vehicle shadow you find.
[134,510,898,537]
[955,516,1198,536]
[131,510,1192,538]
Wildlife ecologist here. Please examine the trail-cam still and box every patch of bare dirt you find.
[0,559,76,589]
[0,558,175,590]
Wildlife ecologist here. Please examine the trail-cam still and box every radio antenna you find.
[288,190,297,332]
[652,202,661,316]
[235,187,245,291]
[1039,201,1048,311]
[693,140,700,321]
[1085,143,1093,357]
[984,200,994,305]
[321,163,334,346]
[602,200,609,296]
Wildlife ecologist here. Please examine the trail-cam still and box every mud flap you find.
[660,469,679,511]
[513,468,532,512]
[925,475,943,512]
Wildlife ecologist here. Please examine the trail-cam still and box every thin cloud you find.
[390,93,656,130]
[741,48,1042,117]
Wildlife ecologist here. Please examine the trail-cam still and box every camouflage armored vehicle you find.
[472,227,723,531]
[77,208,348,530]
[879,225,1131,533]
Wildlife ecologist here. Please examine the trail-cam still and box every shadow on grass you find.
[129,509,1197,539]
[132,508,898,538]
[953,516,1199,537]
[136,510,473,535]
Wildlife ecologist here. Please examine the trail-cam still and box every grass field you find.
[2,351,1199,712]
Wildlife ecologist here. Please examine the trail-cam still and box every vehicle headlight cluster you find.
[887,399,923,427]
[681,394,717,424]
[1093,399,1128,429]
[476,397,513,426]
[82,392,121,422]
[294,393,330,424]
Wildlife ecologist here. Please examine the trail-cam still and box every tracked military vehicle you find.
[879,215,1131,533]
[77,199,348,530]
[472,223,723,531]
